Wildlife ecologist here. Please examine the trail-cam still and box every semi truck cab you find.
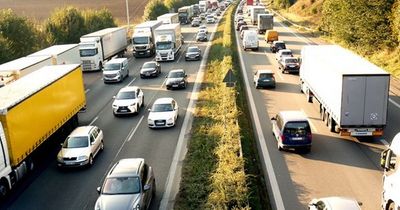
[132,32,153,57]
[79,38,102,71]
[381,133,400,210]
[155,35,175,61]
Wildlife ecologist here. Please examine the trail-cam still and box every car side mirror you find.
[143,184,151,191]
[271,117,276,121]
[148,108,151,112]
[60,143,63,147]
[165,75,168,78]
[112,96,116,99]
[96,187,101,194]
[184,75,187,78]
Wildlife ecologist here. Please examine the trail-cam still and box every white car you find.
[275,49,293,61]
[206,15,215,24]
[112,86,144,116]
[147,97,179,128]
[57,126,104,168]
[308,197,362,210]
[199,25,208,34]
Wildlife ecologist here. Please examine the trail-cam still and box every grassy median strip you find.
[175,3,270,210]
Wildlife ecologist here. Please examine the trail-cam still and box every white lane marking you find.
[127,77,136,86]
[264,50,284,81]
[389,98,400,109]
[89,116,98,126]
[126,115,144,142]
[236,11,285,210]
[380,139,390,147]
[160,17,219,210]
[276,20,313,46]
[85,89,90,93]
[301,109,318,133]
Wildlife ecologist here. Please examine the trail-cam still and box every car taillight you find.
[307,133,312,141]
[280,134,285,143]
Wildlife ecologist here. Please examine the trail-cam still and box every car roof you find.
[118,86,139,93]
[106,58,127,64]
[257,69,273,74]
[278,111,308,122]
[283,57,297,61]
[143,61,157,65]
[273,41,285,44]
[279,49,292,53]
[69,126,96,136]
[318,197,361,210]
[108,158,144,177]
[188,46,199,50]
[154,97,175,104]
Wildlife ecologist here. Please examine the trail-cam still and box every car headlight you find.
[95,200,101,210]
[77,155,88,161]
[147,50,150,53]
[130,103,136,107]
[57,153,63,161]
[167,117,174,123]
[180,81,185,84]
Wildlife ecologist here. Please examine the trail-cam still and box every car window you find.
[282,51,292,55]
[103,63,121,71]
[259,73,272,79]
[168,71,185,78]
[116,91,136,100]
[283,122,311,135]
[152,103,174,112]
[91,127,98,138]
[188,47,199,52]
[64,136,89,148]
[103,177,140,194]
[285,58,298,63]
[90,134,96,143]
[143,62,156,68]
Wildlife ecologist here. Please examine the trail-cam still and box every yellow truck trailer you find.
[0,64,86,198]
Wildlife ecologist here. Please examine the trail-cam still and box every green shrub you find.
[142,0,169,21]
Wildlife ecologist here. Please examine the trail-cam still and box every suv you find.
[112,86,144,116]
[271,111,312,153]
[254,70,276,88]
[57,126,104,168]
[102,58,129,83]
[278,57,300,74]
[165,69,188,89]
[275,49,293,61]
[270,41,286,53]
[95,158,156,210]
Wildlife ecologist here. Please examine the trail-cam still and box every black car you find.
[140,61,161,78]
[278,57,300,74]
[196,32,208,42]
[270,41,286,53]
[185,46,202,61]
[236,20,247,31]
[165,69,187,89]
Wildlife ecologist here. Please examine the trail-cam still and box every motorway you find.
[236,7,400,210]
[1,19,218,210]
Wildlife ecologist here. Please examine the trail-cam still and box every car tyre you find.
[277,143,283,151]
[141,97,145,107]
[0,180,9,201]
[88,155,94,167]
[100,141,104,151]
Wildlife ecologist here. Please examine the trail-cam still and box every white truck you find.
[300,45,389,136]
[199,0,207,13]
[250,6,266,25]
[257,14,273,34]
[178,6,194,24]
[131,20,163,58]
[157,13,179,25]
[380,133,400,210]
[154,23,183,61]
[79,27,128,71]
[28,44,81,65]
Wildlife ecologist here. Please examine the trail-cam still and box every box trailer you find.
[257,14,273,34]
[157,13,179,25]
[28,44,81,65]
[154,24,183,61]
[300,45,389,136]
[178,6,194,24]
[250,6,266,25]
[0,64,86,199]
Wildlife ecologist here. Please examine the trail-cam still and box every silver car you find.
[95,158,156,210]
[57,126,104,168]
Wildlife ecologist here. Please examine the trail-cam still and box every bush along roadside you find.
[175,3,271,209]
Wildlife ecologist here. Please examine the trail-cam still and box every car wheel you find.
[135,104,140,115]
[141,96,145,107]
[277,143,283,151]
[100,141,104,151]
[88,155,94,166]
[0,180,9,200]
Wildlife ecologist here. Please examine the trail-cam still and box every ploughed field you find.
[0,0,148,24]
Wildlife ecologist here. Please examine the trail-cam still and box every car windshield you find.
[188,47,199,53]
[152,103,174,112]
[133,36,149,45]
[116,91,136,100]
[285,58,298,63]
[284,122,311,135]
[156,42,172,50]
[259,73,273,79]
[142,62,156,69]
[276,43,285,48]
[63,136,89,148]
[79,48,97,57]
[168,71,185,78]
[282,51,292,56]
[198,32,206,37]
[102,177,140,194]
[103,63,121,71]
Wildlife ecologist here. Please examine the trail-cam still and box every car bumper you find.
[134,50,152,57]
[140,72,158,78]
[281,143,312,150]
[166,83,186,89]
[148,120,175,128]
[257,81,276,88]
[103,76,122,83]
[185,55,201,60]
[57,159,89,167]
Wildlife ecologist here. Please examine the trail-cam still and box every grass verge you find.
[174,3,270,210]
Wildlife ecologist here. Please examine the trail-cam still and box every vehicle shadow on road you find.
[266,81,302,95]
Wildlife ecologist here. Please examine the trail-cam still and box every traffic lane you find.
[382,98,400,144]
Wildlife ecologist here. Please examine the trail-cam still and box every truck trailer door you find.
[363,75,388,125]
[341,76,365,125]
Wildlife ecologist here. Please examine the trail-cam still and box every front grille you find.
[104,74,117,78]
[135,46,146,50]
[82,60,91,65]
[117,106,131,113]
[154,120,166,126]
[160,53,168,57]
[63,157,77,161]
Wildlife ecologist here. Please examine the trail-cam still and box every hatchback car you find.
[308,197,362,210]
[270,40,286,53]
[147,97,179,128]
[196,32,208,42]
[236,20,247,31]
[254,70,276,89]
[57,126,104,168]
[185,46,202,61]
[140,61,161,78]
[95,158,156,210]
[278,57,300,74]
[165,69,187,89]
[112,86,144,116]
[199,13,206,20]
[271,111,312,153]
[275,49,293,61]
[206,15,215,24]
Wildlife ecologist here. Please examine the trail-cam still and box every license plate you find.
[146,73,150,76]
[172,84,178,87]
[289,65,296,68]
[139,52,144,54]
[156,122,164,125]
[65,162,74,165]
[119,110,127,112]
[351,132,372,136]
[291,137,303,140]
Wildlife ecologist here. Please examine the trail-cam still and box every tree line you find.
[142,0,199,21]
[0,7,116,63]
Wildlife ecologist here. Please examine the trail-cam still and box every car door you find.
[272,115,281,142]
[172,100,179,119]
[137,88,144,107]
[89,131,98,155]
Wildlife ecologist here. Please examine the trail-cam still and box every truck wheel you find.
[329,118,337,133]
[387,202,396,210]
[0,180,9,200]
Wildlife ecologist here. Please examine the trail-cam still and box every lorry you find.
[199,0,207,13]
[79,27,128,71]
[131,20,163,58]
[299,45,389,136]
[247,0,253,6]
[250,6,267,25]
[193,4,200,16]
[154,23,183,61]
[157,13,179,25]
[0,64,86,199]
[0,55,52,86]
[257,14,273,34]
[178,6,194,24]
[28,44,81,65]
[380,133,400,210]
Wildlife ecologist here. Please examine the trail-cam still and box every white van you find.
[242,30,259,51]
[102,58,129,83]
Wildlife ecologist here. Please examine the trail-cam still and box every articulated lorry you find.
[154,23,183,61]
[79,27,128,71]
[380,133,400,210]
[300,45,389,136]
[28,44,81,65]
[157,13,179,25]
[178,6,194,24]
[131,20,163,58]
[0,64,86,199]
[250,6,266,25]
[193,4,200,16]
[257,14,273,34]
